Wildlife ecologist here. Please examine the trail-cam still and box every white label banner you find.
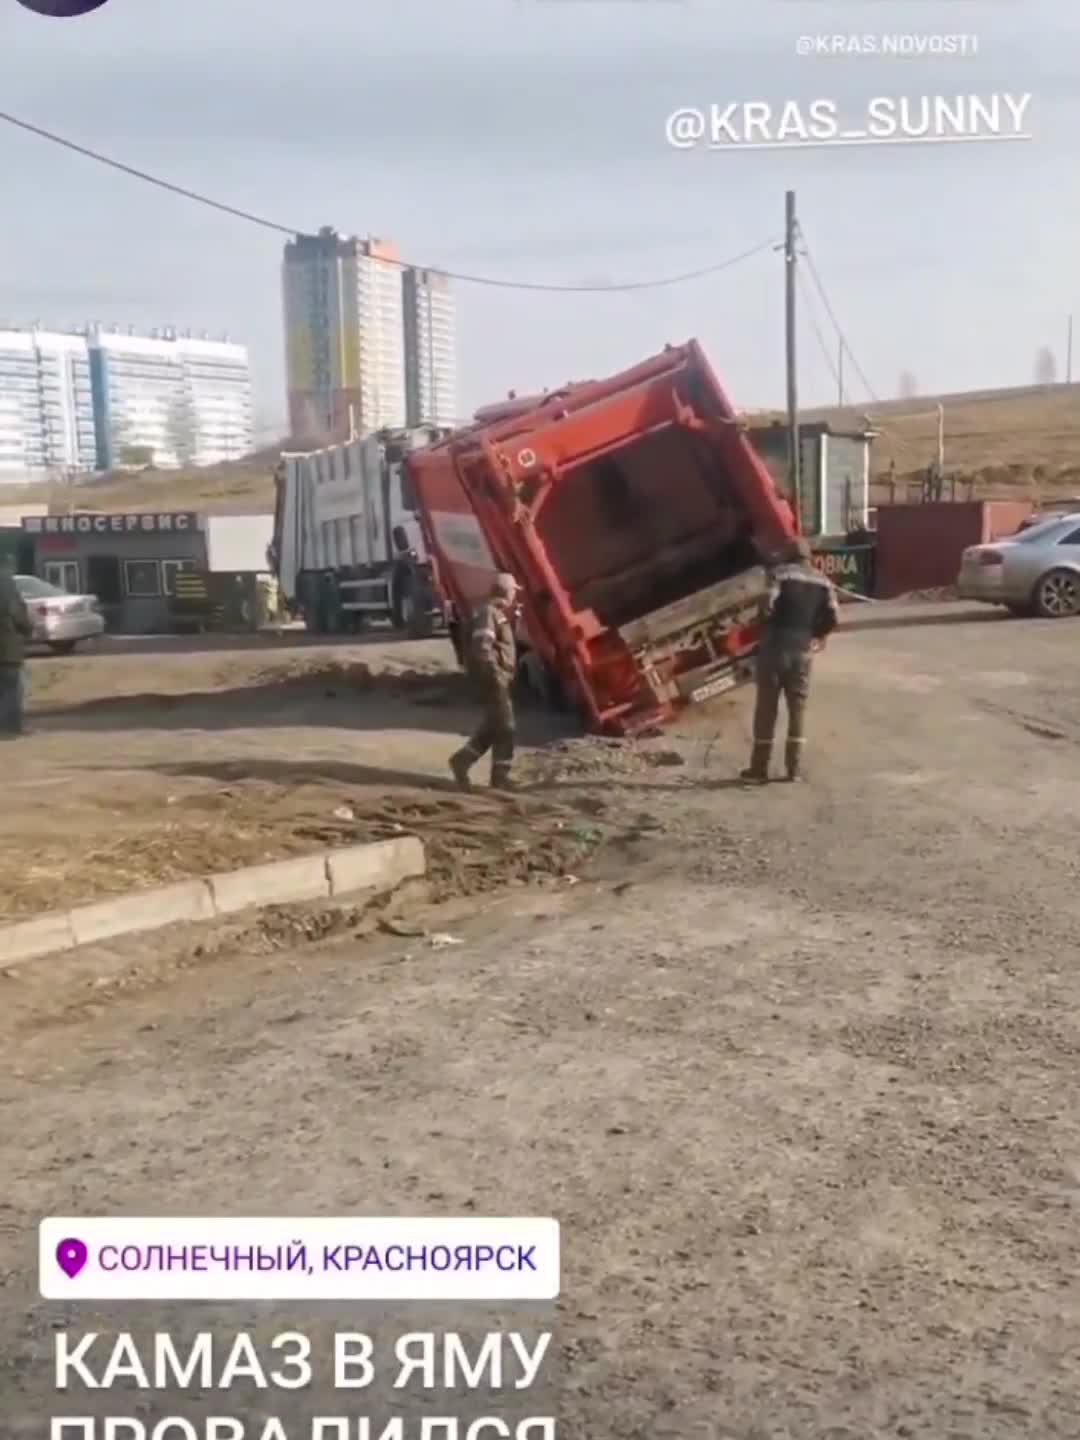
[40,1216,560,1301]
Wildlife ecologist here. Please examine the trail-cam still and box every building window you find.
[162,559,197,596]
[123,559,161,598]
[44,560,81,594]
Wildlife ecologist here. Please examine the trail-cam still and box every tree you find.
[897,371,919,400]
[1034,346,1058,385]
[117,444,154,468]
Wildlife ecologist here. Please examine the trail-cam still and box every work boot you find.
[490,765,516,792]
[740,741,771,785]
[449,748,474,790]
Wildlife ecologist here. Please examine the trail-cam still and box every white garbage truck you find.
[269,426,448,636]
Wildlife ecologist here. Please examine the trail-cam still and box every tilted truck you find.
[270,425,449,636]
[405,340,799,735]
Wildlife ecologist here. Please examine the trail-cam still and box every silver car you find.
[15,574,106,654]
[957,513,1080,618]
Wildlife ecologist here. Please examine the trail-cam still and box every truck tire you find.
[395,572,435,639]
[447,619,465,668]
[1033,568,1080,618]
[517,651,578,716]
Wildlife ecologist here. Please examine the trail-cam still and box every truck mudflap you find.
[615,564,769,721]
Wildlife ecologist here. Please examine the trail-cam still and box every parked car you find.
[957,513,1080,618]
[1016,499,1080,530]
[14,574,106,654]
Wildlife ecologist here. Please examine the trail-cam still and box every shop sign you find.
[22,512,198,536]
[812,542,876,596]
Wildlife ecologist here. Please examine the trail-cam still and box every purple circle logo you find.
[16,0,110,14]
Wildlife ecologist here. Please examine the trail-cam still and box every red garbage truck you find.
[405,340,798,735]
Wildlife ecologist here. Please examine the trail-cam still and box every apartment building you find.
[178,337,254,466]
[0,329,97,481]
[0,326,253,477]
[89,329,254,470]
[403,267,457,429]
[283,228,455,442]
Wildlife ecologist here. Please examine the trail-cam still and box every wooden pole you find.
[785,190,801,531]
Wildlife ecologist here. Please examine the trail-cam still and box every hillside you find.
[778,381,1080,490]
[0,450,280,516]
[0,381,1078,516]
[812,383,1080,483]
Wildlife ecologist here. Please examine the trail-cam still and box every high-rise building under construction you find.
[282,228,456,442]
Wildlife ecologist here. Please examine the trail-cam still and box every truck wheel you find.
[1034,568,1080,618]
[396,575,435,639]
[517,651,574,713]
[447,620,465,668]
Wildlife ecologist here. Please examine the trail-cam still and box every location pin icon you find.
[57,1238,88,1280]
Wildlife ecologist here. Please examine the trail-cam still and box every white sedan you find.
[957,513,1080,618]
[15,574,106,654]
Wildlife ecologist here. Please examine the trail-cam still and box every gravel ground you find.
[3,603,1080,1437]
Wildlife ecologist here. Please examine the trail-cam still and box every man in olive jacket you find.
[0,567,32,737]
[741,537,839,784]
[449,572,521,791]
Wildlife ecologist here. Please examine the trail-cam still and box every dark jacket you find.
[760,561,839,651]
[470,600,516,683]
[0,572,32,668]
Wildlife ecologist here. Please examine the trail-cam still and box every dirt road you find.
[4,606,1080,1436]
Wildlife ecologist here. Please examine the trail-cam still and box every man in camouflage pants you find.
[741,537,839,785]
[450,572,521,791]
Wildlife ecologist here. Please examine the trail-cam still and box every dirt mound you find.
[31,656,468,718]
[894,585,960,603]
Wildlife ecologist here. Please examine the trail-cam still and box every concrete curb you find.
[0,835,425,969]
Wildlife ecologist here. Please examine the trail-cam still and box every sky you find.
[1,0,1078,437]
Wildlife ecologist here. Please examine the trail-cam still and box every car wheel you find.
[1033,568,1080,618]
[48,640,77,655]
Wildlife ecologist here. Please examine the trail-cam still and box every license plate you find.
[690,671,737,703]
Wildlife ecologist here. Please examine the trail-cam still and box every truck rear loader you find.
[270,426,448,636]
[405,340,799,735]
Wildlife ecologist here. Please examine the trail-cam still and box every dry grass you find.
[0,449,279,515]
[804,382,1080,487]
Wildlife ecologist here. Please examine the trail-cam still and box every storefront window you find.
[123,560,161,598]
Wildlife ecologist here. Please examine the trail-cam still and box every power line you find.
[795,227,880,404]
[0,108,778,294]
[796,270,842,397]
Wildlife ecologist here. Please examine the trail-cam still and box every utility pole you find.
[784,189,801,530]
[1067,315,1073,385]
[936,403,945,472]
